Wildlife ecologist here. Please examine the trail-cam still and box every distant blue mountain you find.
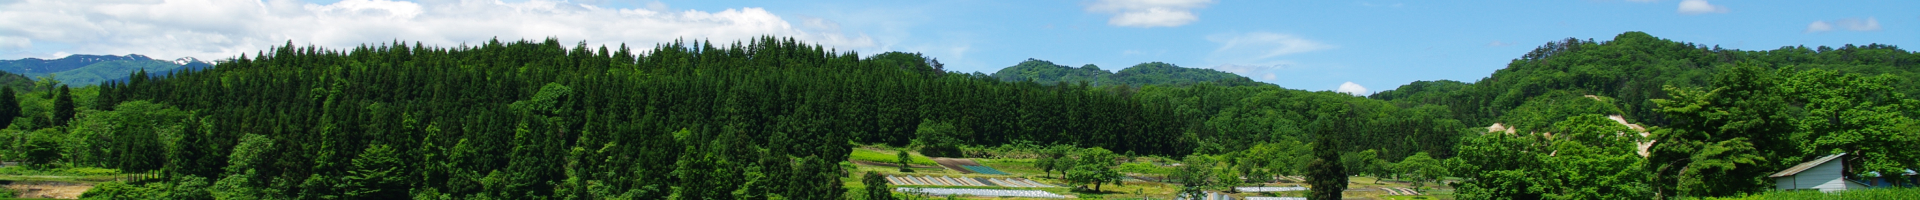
[0,54,214,85]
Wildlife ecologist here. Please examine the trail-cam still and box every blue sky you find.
[3,0,1914,93]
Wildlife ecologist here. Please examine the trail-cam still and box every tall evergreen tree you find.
[0,86,17,128]
[1306,114,1348,200]
[51,85,73,126]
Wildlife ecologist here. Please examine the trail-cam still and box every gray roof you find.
[1769,153,1846,178]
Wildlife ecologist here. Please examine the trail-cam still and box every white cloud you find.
[1677,0,1727,14]
[1337,81,1369,96]
[1806,21,1835,33]
[1207,32,1333,60]
[1358,2,1404,7]
[0,36,28,51]
[1488,40,1513,47]
[1204,32,1328,80]
[1806,17,1882,33]
[1211,64,1285,80]
[1086,0,1215,28]
[0,0,877,60]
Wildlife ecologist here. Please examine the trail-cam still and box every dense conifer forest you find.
[0,32,1911,199]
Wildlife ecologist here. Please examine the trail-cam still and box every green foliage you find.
[1339,149,1384,178]
[911,119,965,158]
[862,171,895,200]
[1230,141,1311,179]
[61,100,185,172]
[1170,155,1216,198]
[1783,68,1920,181]
[1391,152,1444,188]
[80,181,152,200]
[50,85,72,126]
[896,150,913,172]
[1306,112,1350,200]
[1454,114,1652,199]
[1065,147,1124,192]
[23,128,62,169]
[1305,149,1345,200]
[990,59,1114,85]
[344,144,407,199]
[0,87,18,128]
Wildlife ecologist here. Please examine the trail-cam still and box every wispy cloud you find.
[1211,63,1288,80]
[1805,17,1882,33]
[1206,32,1333,60]
[1085,0,1215,28]
[1358,2,1405,7]
[1677,0,1728,14]
[1488,40,1514,47]
[1204,32,1330,81]
[0,0,877,59]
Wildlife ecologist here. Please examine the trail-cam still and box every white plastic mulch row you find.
[884,175,1055,188]
[886,175,991,187]
[1236,186,1307,192]
[895,188,1066,198]
[1175,191,1234,200]
[1021,179,1054,187]
[998,177,1029,187]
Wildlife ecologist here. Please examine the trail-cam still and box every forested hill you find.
[1378,32,1920,199]
[73,38,1192,199]
[1370,31,1919,130]
[16,32,1919,199]
[0,53,216,85]
[989,58,1265,87]
[0,54,214,85]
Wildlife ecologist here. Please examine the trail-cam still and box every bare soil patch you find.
[3,181,91,199]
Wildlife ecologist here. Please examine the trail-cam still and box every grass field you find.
[850,148,939,166]
[1689,187,1920,200]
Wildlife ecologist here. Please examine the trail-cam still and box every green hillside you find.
[989,59,1265,87]
[48,60,183,85]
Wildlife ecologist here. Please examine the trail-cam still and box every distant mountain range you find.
[988,59,1266,87]
[0,54,214,85]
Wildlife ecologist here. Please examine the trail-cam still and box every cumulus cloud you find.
[1677,0,1727,14]
[1337,81,1369,96]
[1086,0,1215,28]
[1805,17,1881,33]
[0,0,877,59]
